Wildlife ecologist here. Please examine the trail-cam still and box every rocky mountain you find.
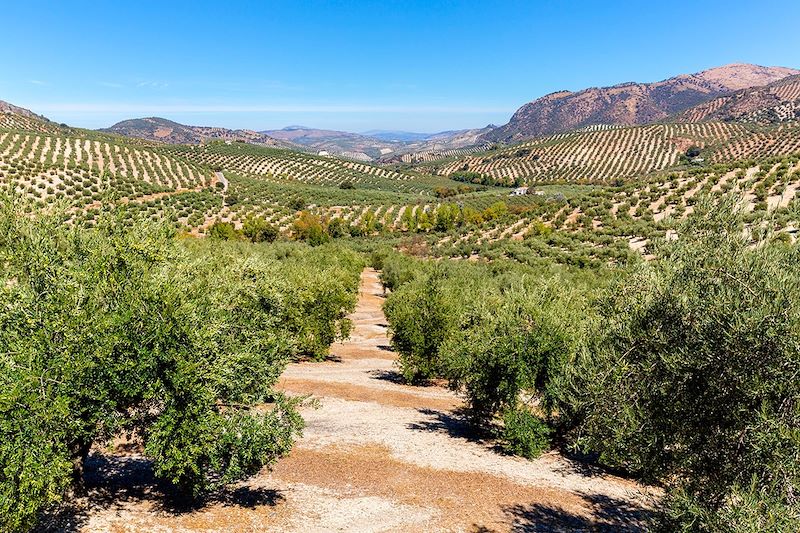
[0,99,50,121]
[483,64,800,143]
[102,117,297,148]
[682,74,800,124]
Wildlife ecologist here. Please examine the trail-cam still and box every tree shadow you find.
[369,368,405,384]
[376,343,393,352]
[550,450,609,479]
[407,407,495,446]
[294,353,343,363]
[499,492,657,532]
[39,452,284,532]
[409,410,646,484]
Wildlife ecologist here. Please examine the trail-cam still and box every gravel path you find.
[267,269,659,532]
[67,268,659,533]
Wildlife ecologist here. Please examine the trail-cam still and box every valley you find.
[3,54,800,533]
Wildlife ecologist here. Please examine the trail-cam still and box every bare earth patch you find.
[62,268,659,532]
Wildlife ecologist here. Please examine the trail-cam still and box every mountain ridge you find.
[482,63,800,143]
[682,73,800,123]
[101,117,299,149]
[260,124,496,161]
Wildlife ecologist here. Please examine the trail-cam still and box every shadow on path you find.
[472,492,656,532]
[407,407,493,445]
[40,453,284,532]
[369,368,405,384]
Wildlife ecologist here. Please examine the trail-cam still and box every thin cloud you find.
[136,81,170,89]
[27,102,513,114]
[29,79,48,86]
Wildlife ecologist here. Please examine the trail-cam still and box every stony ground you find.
[51,268,659,533]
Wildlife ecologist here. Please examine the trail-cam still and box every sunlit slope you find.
[420,121,800,184]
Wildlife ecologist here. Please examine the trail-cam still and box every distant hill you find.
[483,64,800,143]
[102,117,298,148]
[418,120,800,186]
[361,130,434,142]
[682,74,800,124]
[261,126,387,160]
[262,125,497,161]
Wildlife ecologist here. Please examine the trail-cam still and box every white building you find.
[509,186,529,196]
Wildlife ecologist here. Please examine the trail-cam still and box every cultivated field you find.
[424,121,800,184]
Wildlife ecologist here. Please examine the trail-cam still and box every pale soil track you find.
[53,269,659,533]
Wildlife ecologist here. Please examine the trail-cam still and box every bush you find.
[208,220,240,240]
[271,244,363,358]
[440,282,583,454]
[384,264,459,382]
[501,408,552,459]
[379,251,426,291]
[327,217,349,238]
[0,198,366,531]
[292,211,329,246]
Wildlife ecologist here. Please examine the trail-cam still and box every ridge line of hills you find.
[5,63,799,163]
[4,62,800,175]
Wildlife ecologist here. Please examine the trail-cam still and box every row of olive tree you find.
[0,197,363,532]
[381,195,800,530]
[381,253,594,457]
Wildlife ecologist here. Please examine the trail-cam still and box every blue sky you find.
[2,0,799,132]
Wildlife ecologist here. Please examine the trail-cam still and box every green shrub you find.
[327,217,349,238]
[0,199,365,531]
[501,408,552,459]
[384,265,458,382]
[379,251,426,291]
[208,220,240,240]
[440,282,583,450]
[292,211,329,246]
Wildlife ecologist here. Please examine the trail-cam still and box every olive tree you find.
[0,199,303,532]
[562,196,800,529]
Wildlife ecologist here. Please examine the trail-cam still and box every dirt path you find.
[268,269,659,531]
[70,268,659,533]
[213,171,229,193]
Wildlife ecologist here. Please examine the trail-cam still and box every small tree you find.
[327,217,349,238]
[384,265,457,383]
[292,211,329,246]
[242,215,278,243]
[442,284,582,457]
[208,220,240,240]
